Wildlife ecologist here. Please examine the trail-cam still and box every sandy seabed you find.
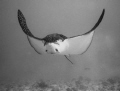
[0,76,120,91]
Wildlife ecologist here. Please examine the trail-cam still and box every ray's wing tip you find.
[17,9,24,18]
[17,9,41,40]
[103,9,105,12]
[18,9,20,12]
[17,9,24,20]
[101,9,105,17]
[18,9,21,15]
[102,9,105,15]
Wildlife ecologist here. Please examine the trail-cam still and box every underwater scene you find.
[1,0,120,91]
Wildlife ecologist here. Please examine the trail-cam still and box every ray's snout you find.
[45,44,56,54]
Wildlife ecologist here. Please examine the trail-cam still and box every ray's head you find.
[45,39,69,54]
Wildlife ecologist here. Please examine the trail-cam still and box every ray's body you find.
[18,9,105,64]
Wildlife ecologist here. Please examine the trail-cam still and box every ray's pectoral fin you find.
[62,9,105,55]
[62,31,95,55]
[18,10,35,38]
[18,9,46,54]
[27,36,46,54]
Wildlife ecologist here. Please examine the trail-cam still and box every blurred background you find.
[1,0,120,84]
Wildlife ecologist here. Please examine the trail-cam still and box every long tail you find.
[83,9,105,35]
[65,55,73,64]
[18,9,40,40]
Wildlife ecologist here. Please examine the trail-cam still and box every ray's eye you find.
[55,49,58,52]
